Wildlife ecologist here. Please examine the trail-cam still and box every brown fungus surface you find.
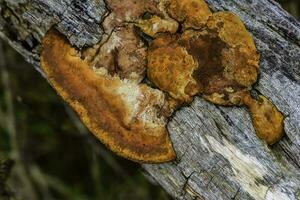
[243,94,284,145]
[146,4,284,145]
[135,15,179,37]
[41,30,175,163]
[40,0,285,164]
[148,13,260,106]
[86,26,147,83]
[166,0,212,29]
[103,0,163,32]
[148,34,199,103]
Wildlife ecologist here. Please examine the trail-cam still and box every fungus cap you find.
[40,29,175,163]
[243,94,284,145]
[147,34,199,103]
[147,13,260,106]
[167,0,212,29]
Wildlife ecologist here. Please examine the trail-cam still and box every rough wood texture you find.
[0,0,300,199]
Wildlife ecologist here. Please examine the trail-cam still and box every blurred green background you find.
[0,1,299,200]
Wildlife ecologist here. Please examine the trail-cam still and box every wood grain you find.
[0,0,299,199]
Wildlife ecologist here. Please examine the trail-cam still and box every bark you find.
[0,0,300,199]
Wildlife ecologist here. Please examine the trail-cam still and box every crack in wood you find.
[1,0,300,199]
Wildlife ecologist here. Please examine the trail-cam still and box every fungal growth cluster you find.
[41,0,285,163]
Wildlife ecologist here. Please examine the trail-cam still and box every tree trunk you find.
[1,0,300,199]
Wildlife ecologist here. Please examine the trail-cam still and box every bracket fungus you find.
[40,0,285,163]
[41,29,175,163]
[166,0,212,29]
[146,1,284,145]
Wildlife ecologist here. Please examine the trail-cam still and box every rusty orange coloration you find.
[243,94,284,145]
[167,0,212,29]
[148,35,199,103]
[40,0,285,164]
[147,13,260,106]
[41,30,175,163]
[146,3,284,145]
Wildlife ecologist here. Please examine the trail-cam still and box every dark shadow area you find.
[0,41,170,200]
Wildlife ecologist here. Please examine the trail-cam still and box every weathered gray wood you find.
[0,0,300,199]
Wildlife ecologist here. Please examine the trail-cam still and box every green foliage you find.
[0,155,14,200]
